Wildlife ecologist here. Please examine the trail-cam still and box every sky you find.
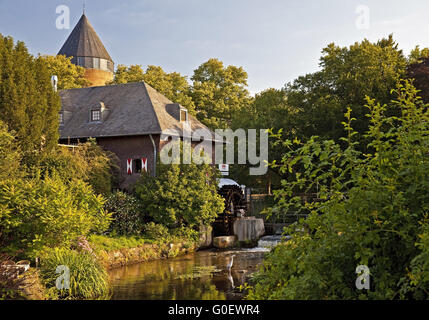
[1,0,429,94]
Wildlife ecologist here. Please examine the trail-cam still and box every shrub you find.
[0,174,111,258]
[39,248,109,299]
[247,81,429,300]
[143,222,170,241]
[34,139,119,195]
[105,191,143,235]
[135,159,224,229]
[88,235,150,252]
[172,226,200,244]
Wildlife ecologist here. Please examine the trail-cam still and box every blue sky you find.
[0,0,428,94]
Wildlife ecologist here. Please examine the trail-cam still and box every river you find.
[108,237,280,300]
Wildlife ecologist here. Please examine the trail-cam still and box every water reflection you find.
[109,249,267,300]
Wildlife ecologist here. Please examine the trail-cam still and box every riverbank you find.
[1,234,200,300]
[92,238,198,270]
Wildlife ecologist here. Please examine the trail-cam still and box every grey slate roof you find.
[59,82,216,140]
[58,14,113,62]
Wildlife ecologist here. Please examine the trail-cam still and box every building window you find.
[91,110,101,122]
[77,57,84,66]
[93,57,100,69]
[180,109,188,122]
[59,113,64,124]
[100,58,108,71]
[133,159,142,173]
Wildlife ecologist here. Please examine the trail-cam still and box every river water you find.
[108,239,279,300]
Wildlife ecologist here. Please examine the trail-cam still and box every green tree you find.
[0,34,61,162]
[0,121,22,181]
[407,46,429,104]
[0,174,111,258]
[230,88,294,190]
[408,45,429,65]
[135,157,224,229]
[110,64,145,84]
[41,55,89,89]
[36,139,119,195]
[247,81,429,300]
[191,58,253,129]
[285,35,407,146]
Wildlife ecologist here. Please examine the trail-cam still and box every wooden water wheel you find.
[214,184,248,237]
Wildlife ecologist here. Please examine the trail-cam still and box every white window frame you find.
[91,110,101,122]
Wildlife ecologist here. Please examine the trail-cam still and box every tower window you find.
[59,113,64,124]
[93,57,100,69]
[91,110,101,122]
[100,59,108,71]
[77,57,84,66]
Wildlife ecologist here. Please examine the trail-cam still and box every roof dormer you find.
[89,101,108,123]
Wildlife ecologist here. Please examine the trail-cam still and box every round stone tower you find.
[58,14,114,87]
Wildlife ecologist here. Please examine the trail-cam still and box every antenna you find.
[83,1,86,14]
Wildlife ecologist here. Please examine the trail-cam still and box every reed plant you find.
[39,248,110,299]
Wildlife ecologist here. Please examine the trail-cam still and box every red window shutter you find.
[142,158,148,172]
[127,159,133,175]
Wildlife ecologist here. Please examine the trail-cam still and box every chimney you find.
[51,75,58,92]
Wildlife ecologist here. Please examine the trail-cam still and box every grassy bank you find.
[88,235,198,270]
[1,234,199,300]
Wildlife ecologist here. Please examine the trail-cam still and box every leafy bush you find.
[0,174,111,258]
[88,235,150,252]
[143,222,170,241]
[39,248,109,299]
[171,226,200,244]
[135,160,224,229]
[105,191,143,235]
[35,139,119,195]
[247,81,429,300]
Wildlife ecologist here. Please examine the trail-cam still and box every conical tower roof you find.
[58,14,113,62]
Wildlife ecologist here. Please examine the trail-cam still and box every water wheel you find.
[214,184,248,236]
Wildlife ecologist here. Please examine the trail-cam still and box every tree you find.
[0,121,22,181]
[0,174,111,258]
[191,58,253,129]
[247,81,429,300]
[110,64,195,113]
[41,55,89,89]
[135,158,224,229]
[407,46,429,103]
[36,139,119,195]
[407,45,429,65]
[230,88,293,190]
[110,64,145,84]
[0,34,61,163]
[284,35,407,146]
